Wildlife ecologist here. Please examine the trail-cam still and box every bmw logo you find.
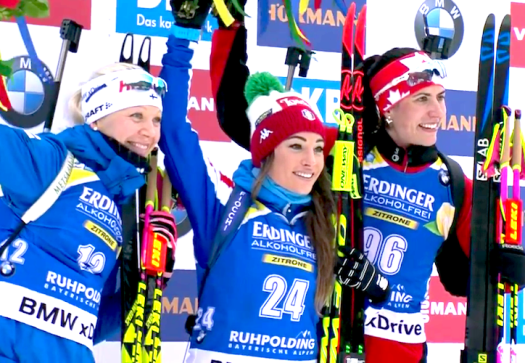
[0,55,54,129]
[414,0,464,58]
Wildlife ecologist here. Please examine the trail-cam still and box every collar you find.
[232,160,310,220]
[52,125,147,204]
[373,128,438,172]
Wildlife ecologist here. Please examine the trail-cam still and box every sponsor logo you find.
[255,109,273,126]
[387,284,414,310]
[251,221,316,262]
[420,299,466,317]
[83,221,119,252]
[84,103,112,119]
[277,96,311,109]
[438,164,451,186]
[257,0,366,52]
[162,296,198,314]
[262,254,314,272]
[19,296,95,341]
[414,0,464,58]
[0,56,54,129]
[44,271,101,310]
[260,128,273,142]
[363,175,436,220]
[302,109,316,121]
[365,314,423,337]
[365,207,419,230]
[116,0,217,41]
[82,84,107,103]
[77,186,123,242]
[511,2,525,68]
[223,191,247,230]
[228,330,315,356]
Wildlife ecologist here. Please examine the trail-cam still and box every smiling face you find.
[267,132,325,195]
[92,105,161,157]
[385,84,446,148]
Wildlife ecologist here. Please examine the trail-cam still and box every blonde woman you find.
[0,63,176,363]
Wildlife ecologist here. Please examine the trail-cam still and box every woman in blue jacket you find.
[158,7,391,361]
[0,63,175,362]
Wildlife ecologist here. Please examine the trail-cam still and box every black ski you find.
[462,13,511,363]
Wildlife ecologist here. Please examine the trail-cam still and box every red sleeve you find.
[210,22,241,101]
[455,174,472,258]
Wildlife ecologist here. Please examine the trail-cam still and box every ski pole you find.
[495,106,512,363]
[44,19,82,133]
[142,173,173,363]
[506,109,522,362]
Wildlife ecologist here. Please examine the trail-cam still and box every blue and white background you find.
[1,0,525,362]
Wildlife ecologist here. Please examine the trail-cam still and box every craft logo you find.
[116,0,217,41]
[414,0,464,58]
[511,2,525,68]
[257,0,366,53]
[0,56,54,130]
[4,0,92,29]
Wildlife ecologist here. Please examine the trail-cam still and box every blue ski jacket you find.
[160,36,319,363]
[0,124,145,363]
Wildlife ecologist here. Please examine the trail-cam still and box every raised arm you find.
[210,22,251,151]
[158,35,232,268]
[0,125,66,212]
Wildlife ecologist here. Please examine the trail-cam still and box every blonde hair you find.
[68,62,143,124]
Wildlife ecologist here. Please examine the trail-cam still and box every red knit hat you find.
[245,72,337,167]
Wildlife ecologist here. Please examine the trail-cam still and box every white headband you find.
[80,69,166,125]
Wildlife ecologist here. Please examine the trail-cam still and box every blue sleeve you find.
[0,125,66,211]
[93,263,121,344]
[158,35,228,268]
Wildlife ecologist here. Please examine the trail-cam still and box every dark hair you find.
[361,47,420,139]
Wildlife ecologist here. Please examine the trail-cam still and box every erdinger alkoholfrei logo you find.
[414,0,464,58]
[0,56,54,129]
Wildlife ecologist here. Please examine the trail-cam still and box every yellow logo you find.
[365,207,418,229]
[83,220,118,252]
[263,254,313,272]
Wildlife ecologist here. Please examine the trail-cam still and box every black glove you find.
[492,243,525,288]
[170,0,213,30]
[336,247,391,304]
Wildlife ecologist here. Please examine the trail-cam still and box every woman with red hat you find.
[157,9,391,363]
[209,21,472,363]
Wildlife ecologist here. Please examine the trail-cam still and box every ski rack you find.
[421,13,452,60]
[44,19,83,132]
[284,46,314,91]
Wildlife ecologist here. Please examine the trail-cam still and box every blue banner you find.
[115,0,217,41]
[257,0,366,53]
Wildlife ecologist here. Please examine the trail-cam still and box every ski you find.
[118,33,173,363]
[461,13,511,363]
[319,3,366,363]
